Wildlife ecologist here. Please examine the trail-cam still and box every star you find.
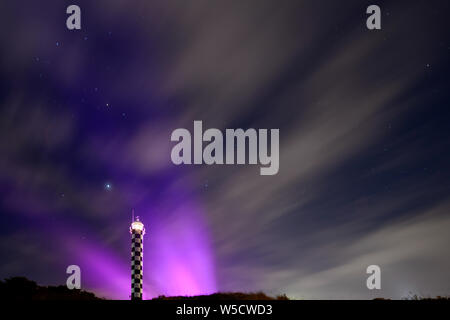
[104,183,112,191]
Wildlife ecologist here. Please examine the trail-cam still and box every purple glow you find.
[144,207,216,295]
[70,238,132,299]
[2,132,217,299]
[143,201,217,297]
[55,199,217,299]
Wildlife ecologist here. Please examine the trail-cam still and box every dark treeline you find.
[0,277,101,300]
[154,292,289,300]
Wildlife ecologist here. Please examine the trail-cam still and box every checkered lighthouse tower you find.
[130,214,145,300]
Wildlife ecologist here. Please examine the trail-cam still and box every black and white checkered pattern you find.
[131,227,144,300]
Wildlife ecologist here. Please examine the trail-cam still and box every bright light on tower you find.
[130,212,145,300]
[131,221,144,232]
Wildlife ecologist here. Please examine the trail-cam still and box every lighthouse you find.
[130,213,145,300]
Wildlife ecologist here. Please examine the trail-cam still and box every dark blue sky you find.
[0,0,449,299]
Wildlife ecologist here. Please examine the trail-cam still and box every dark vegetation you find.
[153,292,289,300]
[0,277,288,300]
[1,277,448,300]
[0,277,101,300]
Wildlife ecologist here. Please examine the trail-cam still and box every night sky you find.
[1,0,450,299]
